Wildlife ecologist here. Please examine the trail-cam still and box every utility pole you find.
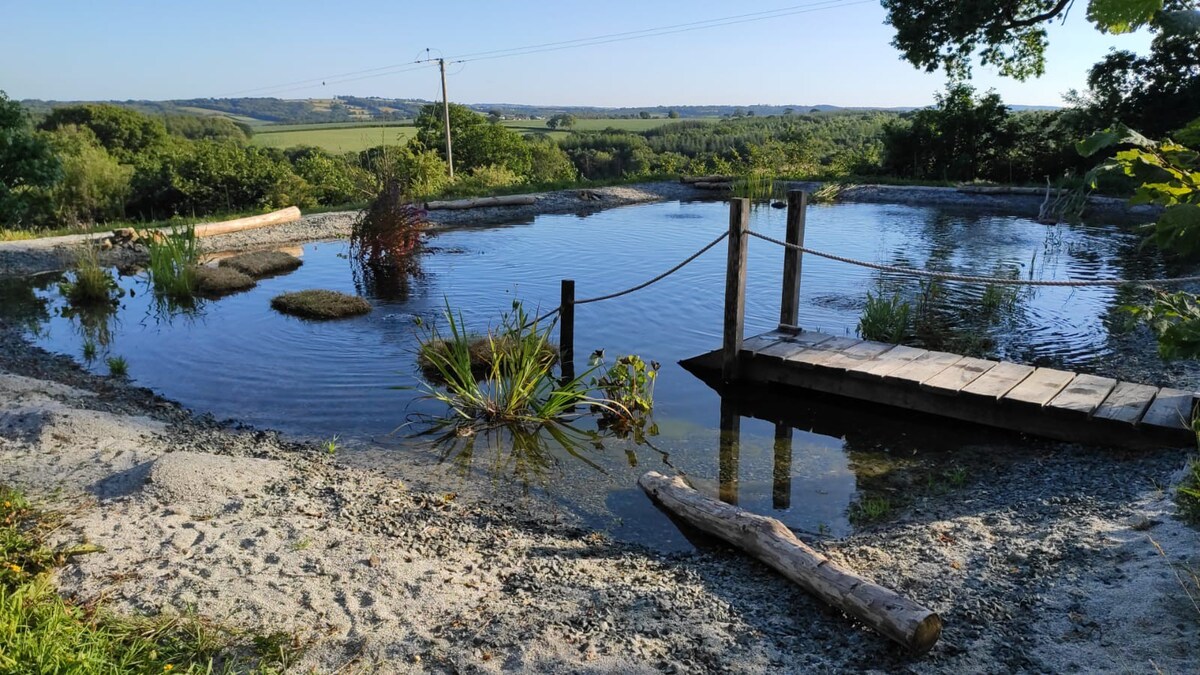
[438,58,454,180]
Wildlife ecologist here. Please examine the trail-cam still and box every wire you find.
[216,0,867,97]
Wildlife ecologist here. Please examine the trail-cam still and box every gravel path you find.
[0,320,1197,673]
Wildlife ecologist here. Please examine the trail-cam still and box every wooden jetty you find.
[683,194,1198,450]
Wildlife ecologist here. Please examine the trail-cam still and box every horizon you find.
[3,0,1153,109]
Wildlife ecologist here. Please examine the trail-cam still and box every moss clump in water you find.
[219,251,302,278]
[418,334,557,383]
[271,290,370,320]
[191,265,256,296]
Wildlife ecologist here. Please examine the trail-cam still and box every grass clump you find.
[1177,456,1200,523]
[0,487,303,673]
[858,292,911,343]
[106,355,128,378]
[145,226,200,300]
[192,265,257,297]
[218,251,302,278]
[58,244,120,306]
[418,333,557,384]
[271,290,371,320]
[849,496,893,525]
[730,173,781,202]
[418,301,604,429]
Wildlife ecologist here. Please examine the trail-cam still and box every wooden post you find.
[638,471,943,654]
[779,190,807,333]
[719,396,741,505]
[722,198,751,382]
[559,279,575,383]
[772,422,793,510]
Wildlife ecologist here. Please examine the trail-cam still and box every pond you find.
[5,199,1192,551]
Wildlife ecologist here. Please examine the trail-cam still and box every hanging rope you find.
[574,231,730,304]
[746,229,1200,288]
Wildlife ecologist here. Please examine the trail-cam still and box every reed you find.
[58,244,118,306]
[144,226,199,300]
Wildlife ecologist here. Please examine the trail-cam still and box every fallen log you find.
[424,195,537,210]
[955,185,1046,195]
[692,181,734,191]
[681,175,736,184]
[192,207,302,238]
[638,471,942,654]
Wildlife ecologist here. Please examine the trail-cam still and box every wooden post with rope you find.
[779,190,807,333]
[722,198,750,382]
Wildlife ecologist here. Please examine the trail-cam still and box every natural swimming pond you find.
[6,199,1195,551]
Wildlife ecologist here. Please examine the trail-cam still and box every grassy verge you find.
[0,486,302,673]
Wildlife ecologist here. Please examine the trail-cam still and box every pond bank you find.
[0,320,1196,672]
[0,180,1157,278]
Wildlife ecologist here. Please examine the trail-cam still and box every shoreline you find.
[1,315,1197,671]
[0,180,1157,278]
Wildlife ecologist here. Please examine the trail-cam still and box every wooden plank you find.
[921,357,998,394]
[787,337,863,368]
[1140,388,1196,430]
[741,333,785,356]
[847,345,928,379]
[1003,368,1076,406]
[756,333,834,360]
[883,351,962,385]
[1046,374,1118,416]
[821,341,898,371]
[961,362,1035,399]
[1093,381,1158,423]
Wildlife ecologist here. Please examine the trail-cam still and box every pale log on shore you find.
[424,195,538,210]
[638,471,943,654]
[693,182,734,191]
[955,185,1048,195]
[192,207,302,238]
[681,175,736,184]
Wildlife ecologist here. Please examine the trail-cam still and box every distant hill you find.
[18,96,1057,126]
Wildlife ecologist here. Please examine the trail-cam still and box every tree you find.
[414,102,486,154]
[44,125,131,225]
[39,104,167,161]
[881,0,1198,79]
[0,91,60,228]
[668,110,680,119]
[639,111,652,119]
[546,113,576,130]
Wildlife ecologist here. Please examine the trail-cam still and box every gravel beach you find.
[0,183,1196,672]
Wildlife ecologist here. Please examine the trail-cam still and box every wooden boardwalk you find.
[682,329,1198,450]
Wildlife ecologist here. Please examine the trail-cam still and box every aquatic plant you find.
[849,496,892,525]
[58,244,119,306]
[590,353,660,438]
[271,290,371,320]
[105,356,128,378]
[81,340,97,361]
[418,333,557,384]
[858,292,911,344]
[218,250,302,278]
[144,226,199,300]
[350,179,426,271]
[730,172,781,202]
[417,300,616,429]
[810,182,853,203]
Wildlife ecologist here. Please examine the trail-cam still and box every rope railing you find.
[575,231,730,304]
[746,229,1200,288]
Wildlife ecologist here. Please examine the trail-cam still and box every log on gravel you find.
[638,471,943,654]
[681,175,736,184]
[693,181,734,191]
[423,195,537,210]
[192,207,302,238]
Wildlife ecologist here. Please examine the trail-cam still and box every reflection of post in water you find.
[718,397,740,505]
[772,422,793,510]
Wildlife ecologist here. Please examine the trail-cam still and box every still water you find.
[6,200,1189,550]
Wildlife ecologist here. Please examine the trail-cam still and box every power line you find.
[215,0,867,98]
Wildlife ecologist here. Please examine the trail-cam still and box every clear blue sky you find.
[2,0,1153,107]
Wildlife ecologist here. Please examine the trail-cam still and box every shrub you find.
[350,180,426,270]
[0,90,60,229]
[44,125,131,225]
[58,244,119,306]
[527,140,577,184]
[290,148,373,205]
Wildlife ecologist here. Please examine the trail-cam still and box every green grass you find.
[59,245,120,306]
[250,125,419,152]
[145,226,201,300]
[106,356,128,378]
[858,292,912,344]
[0,487,302,673]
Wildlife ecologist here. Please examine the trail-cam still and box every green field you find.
[251,125,419,151]
[248,117,717,153]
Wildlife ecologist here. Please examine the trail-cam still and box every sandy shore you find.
[1,317,1197,672]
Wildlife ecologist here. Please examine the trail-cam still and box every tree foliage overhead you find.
[881,0,1196,79]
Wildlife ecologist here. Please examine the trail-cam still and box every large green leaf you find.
[1153,204,1200,256]
[1087,0,1162,33]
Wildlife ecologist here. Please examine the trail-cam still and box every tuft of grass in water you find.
[858,292,911,343]
[849,496,892,525]
[0,486,303,673]
[417,300,618,429]
[58,244,120,306]
[106,356,128,378]
[730,172,782,202]
[810,182,854,203]
[271,290,371,320]
[418,333,557,384]
[324,435,339,455]
[81,340,98,361]
[144,226,200,301]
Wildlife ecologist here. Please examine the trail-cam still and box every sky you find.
[1,0,1155,108]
